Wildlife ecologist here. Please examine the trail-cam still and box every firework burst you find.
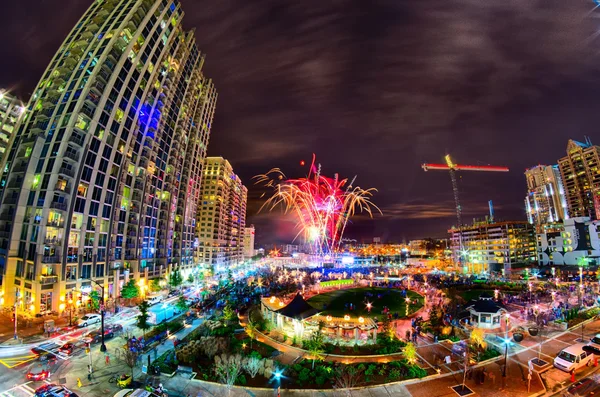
[254,155,381,256]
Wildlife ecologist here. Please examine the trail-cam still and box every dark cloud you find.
[2,0,600,245]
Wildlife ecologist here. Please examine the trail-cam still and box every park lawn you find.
[307,287,423,318]
[458,289,516,302]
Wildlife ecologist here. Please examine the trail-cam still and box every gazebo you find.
[261,293,378,344]
[465,292,507,329]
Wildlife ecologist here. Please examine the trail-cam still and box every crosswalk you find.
[0,381,37,397]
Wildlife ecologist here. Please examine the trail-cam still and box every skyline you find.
[2,0,600,243]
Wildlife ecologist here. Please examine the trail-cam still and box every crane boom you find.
[422,163,509,172]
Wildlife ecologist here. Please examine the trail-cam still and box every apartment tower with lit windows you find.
[558,139,600,221]
[0,92,26,180]
[524,165,568,228]
[0,0,217,313]
[197,157,247,273]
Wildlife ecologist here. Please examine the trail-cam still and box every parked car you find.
[113,388,163,397]
[35,383,79,397]
[77,313,101,327]
[554,343,594,372]
[58,342,75,356]
[27,363,51,381]
[148,294,164,305]
[584,334,600,356]
[564,377,600,396]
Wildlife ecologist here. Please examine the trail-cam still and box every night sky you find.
[1,0,600,245]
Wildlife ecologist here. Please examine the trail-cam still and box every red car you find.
[58,342,75,356]
[27,363,50,381]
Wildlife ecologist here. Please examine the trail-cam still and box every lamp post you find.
[84,278,107,353]
[502,338,511,389]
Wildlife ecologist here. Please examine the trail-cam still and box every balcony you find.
[44,237,62,245]
[55,184,71,195]
[47,219,64,228]
[50,201,68,211]
[0,212,14,221]
[3,195,18,205]
[42,255,60,264]
[58,167,75,178]
[69,134,85,147]
[12,162,28,173]
[64,151,80,162]
[7,179,23,189]
[0,230,10,238]
[40,275,59,284]
[124,253,136,260]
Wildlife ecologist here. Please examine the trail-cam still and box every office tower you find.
[0,0,216,313]
[558,139,600,220]
[197,157,247,273]
[524,165,568,227]
[0,91,26,178]
[449,220,537,275]
[243,225,255,259]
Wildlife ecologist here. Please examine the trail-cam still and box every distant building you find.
[449,220,537,275]
[408,238,449,257]
[537,217,599,266]
[197,157,247,273]
[524,165,568,228]
[0,91,25,177]
[282,244,299,255]
[243,225,255,259]
[558,139,600,220]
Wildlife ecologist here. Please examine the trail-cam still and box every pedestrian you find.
[105,353,110,365]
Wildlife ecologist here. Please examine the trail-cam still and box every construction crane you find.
[422,154,509,227]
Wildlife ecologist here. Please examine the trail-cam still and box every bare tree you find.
[121,347,139,382]
[243,355,263,378]
[333,365,363,397]
[215,361,242,393]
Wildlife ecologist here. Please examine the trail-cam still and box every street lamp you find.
[84,279,107,353]
[502,338,511,380]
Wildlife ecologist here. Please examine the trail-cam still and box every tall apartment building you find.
[243,225,255,259]
[558,139,600,221]
[0,0,217,313]
[0,92,26,178]
[524,165,568,227]
[197,157,247,273]
[449,220,537,275]
[538,217,599,266]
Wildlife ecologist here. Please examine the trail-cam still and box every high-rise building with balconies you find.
[0,92,26,179]
[558,139,600,221]
[197,157,247,273]
[524,165,568,228]
[0,0,216,313]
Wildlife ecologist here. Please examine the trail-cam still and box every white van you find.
[554,343,594,372]
[147,294,163,306]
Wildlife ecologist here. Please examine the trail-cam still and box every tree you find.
[175,296,189,313]
[305,323,326,369]
[470,328,486,350]
[243,355,263,378]
[246,320,257,349]
[382,315,394,341]
[429,305,441,330]
[136,300,151,340]
[403,342,417,364]
[222,305,236,322]
[149,278,163,293]
[187,274,195,284]
[121,279,140,302]
[169,270,183,291]
[89,290,101,311]
[333,365,363,396]
[121,347,138,382]
[215,360,243,393]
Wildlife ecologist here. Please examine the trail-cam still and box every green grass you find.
[307,287,423,318]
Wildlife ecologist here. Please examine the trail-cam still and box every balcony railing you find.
[0,212,14,221]
[64,151,80,162]
[40,275,59,284]
[69,134,85,147]
[58,167,75,178]
[44,237,62,245]
[42,255,60,264]
[50,201,68,211]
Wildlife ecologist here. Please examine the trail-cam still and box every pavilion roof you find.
[275,293,320,320]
